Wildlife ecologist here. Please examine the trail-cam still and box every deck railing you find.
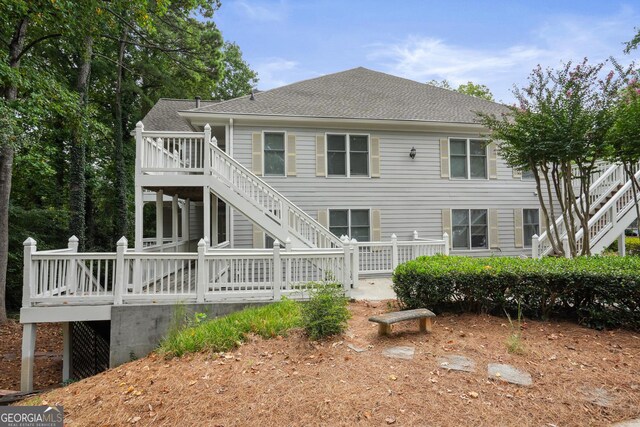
[140,131,206,173]
[355,232,449,276]
[136,122,343,249]
[22,236,357,307]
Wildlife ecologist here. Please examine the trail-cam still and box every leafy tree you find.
[478,59,629,257]
[606,67,640,236]
[0,0,258,321]
[457,81,494,101]
[213,42,258,100]
[426,79,453,90]
[625,28,640,53]
[427,79,494,101]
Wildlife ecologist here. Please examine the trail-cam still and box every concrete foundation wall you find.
[109,302,266,367]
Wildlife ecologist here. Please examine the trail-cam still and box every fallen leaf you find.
[468,391,479,399]
[385,416,396,424]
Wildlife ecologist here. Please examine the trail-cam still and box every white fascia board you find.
[21,305,112,323]
[177,111,489,134]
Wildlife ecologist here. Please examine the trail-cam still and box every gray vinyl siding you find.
[230,124,541,256]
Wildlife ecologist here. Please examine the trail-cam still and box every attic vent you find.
[195,96,201,108]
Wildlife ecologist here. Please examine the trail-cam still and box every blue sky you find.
[214,1,639,103]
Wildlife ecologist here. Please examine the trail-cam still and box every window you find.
[329,209,370,241]
[450,138,487,179]
[452,209,488,249]
[523,209,540,248]
[522,168,535,180]
[264,132,285,176]
[327,134,369,177]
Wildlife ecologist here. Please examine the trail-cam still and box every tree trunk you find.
[69,35,93,250]
[113,32,128,241]
[0,17,29,323]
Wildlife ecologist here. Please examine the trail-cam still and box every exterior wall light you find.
[409,147,416,159]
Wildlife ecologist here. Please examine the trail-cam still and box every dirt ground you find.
[19,302,639,426]
[0,320,62,393]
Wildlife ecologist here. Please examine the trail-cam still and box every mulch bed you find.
[0,320,63,393]
[24,301,640,426]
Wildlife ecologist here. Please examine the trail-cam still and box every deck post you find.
[66,236,79,294]
[284,237,292,289]
[204,188,211,246]
[114,237,127,305]
[204,124,212,175]
[183,198,190,243]
[156,190,164,246]
[273,240,282,300]
[391,234,398,270]
[197,239,206,303]
[618,232,626,256]
[172,194,179,245]
[22,237,37,308]
[135,121,143,176]
[532,234,539,258]
[351,238,359,288]
[20,323,37,392]
[134,186,143,252]
[342,239,351,293]
[62,322,72,381]
[443,232,450,255]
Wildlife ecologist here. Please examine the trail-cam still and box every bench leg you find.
[378,323,392,336]
[419,318,433,333]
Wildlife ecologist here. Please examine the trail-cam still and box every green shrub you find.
[392,255,640,330]
[626,237,640,255]
[159,298,302,357]
[301,283,351,340]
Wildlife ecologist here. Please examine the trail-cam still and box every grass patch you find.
[159,299,302,357]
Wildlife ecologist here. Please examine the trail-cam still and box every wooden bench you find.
[369,308,436,336]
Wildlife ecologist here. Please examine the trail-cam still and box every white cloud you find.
[233,0,287,22]
[367,8,639,103]
[254,58,300,89]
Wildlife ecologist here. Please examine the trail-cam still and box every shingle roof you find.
[141,99,219,131]
[191,67,507,123]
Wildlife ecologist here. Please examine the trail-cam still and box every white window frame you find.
[325,133,371,178]
[328,208,371,241]
[523,208,540,248]
[448,137,488,180]
[451,208,489,250]
[262,130,287,177]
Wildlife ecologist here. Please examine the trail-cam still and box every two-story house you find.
[139,67,542,256]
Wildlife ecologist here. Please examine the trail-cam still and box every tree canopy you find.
[0,0,258,321]
[477,59,635,257]
[427,79,494,101]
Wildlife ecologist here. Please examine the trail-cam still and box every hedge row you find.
[392,255,640,330]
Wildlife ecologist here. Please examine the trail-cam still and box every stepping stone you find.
[347,344,367,353]
[438,355,475,372]
[487,363,532,386]
[612,419,640,427]
[382,346,415,360]
[582,387,613,407]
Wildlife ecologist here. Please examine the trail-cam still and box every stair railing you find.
[208,141,342,248]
